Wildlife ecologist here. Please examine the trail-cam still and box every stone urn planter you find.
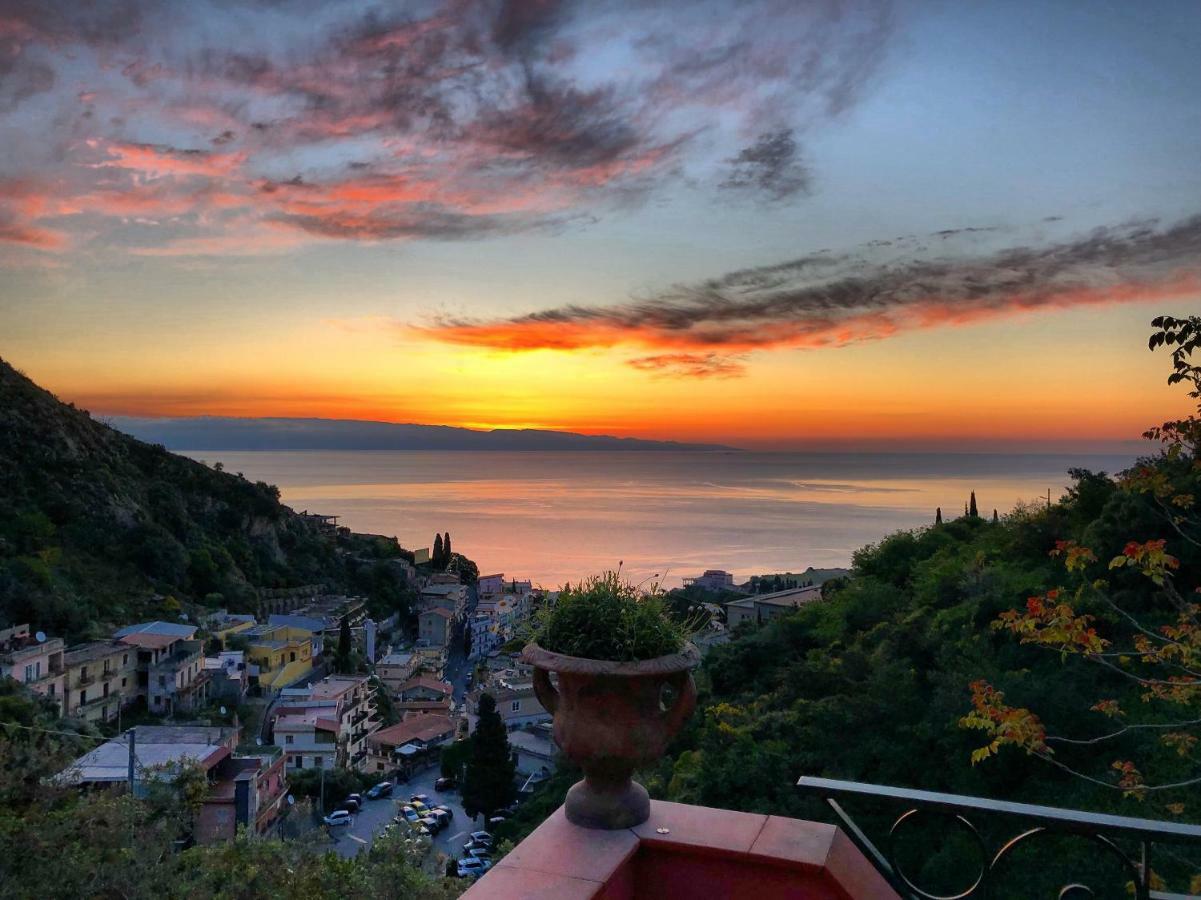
[521,641,700,829]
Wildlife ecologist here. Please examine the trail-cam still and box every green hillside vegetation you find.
[0,358,420,641]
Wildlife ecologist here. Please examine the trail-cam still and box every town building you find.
[62,640,137,724]
[508,725,556,782]
[365,714,456,777]
[242,622,314,694]
[418,607,455,649]
[204,611,257,645]
[271,674,379,771]
[419,582,466,617]
[60,724,289,843]
[204,650,248,702]
[375,650,416,694]
[725,585,823,629]
[116,622,208,715]
[396,674,453,702]
[267,614,329,657]
[684,569,736,592]
[477,573,505,597]
[0,624,65,713]
[467,684,549,731]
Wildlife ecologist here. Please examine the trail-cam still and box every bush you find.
[532,571,685,661]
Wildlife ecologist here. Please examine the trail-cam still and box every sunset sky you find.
[1,0,1199,450]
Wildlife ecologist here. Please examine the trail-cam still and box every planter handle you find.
[532,665,559,715]
[661,671,697,733]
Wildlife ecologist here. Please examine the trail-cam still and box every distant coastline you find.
[106,415,739,452]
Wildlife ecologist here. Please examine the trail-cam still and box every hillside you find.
[0,359,410,641]
[107,416,739,452]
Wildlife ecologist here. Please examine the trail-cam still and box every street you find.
[327,583,483,864]
[326,763,483,865]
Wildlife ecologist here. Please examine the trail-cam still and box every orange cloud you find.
[421,216,1201,374]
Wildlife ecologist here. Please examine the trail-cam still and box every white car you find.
[469,831,493,844]
[323,810,353,827]
[457,858,492,878]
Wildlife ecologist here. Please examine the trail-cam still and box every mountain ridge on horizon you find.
[106,415,740,452]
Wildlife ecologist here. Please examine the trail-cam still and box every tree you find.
[963,318,1201,810]
[935,507,943,525]
[440,739,472,780]
[461,693,516,819]
[969,491,979,518]
[335,614,352,674]
[432,533,444,567]
[992,508,999,524]
[443,532,452,562]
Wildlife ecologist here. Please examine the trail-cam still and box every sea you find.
[188,450,1142,590]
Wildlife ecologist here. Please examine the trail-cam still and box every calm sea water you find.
[190,451,1140,589]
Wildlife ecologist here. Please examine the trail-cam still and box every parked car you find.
[341,797,360,813]
[323,810,353,827]
[347,793,363,805]
[399,806,419,823]
[429,809,451,829]
[433,804,454,821]
[366,781,393,800]
[457,858,492,879]
[434,776,457,791]
[410,801,430,816]
[487,816,508,827]
[418,816,441,834]
[467,848,492,861]
[469,831,493,843]
[409,793,431,804]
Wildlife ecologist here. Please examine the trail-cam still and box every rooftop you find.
[63,640,128,666]
[398,674,454,696]
[114,621,197,639]
[420,607,455,620]
[461,800,895,899]
[308,674,369,700]
[118,631,183,650]
[728,585,822,609]
[61,735,231,784]
[368,715,455,748]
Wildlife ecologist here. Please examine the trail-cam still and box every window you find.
[285,735,294,744]
[79,690,86,705]
[511,701,521,713]
[313,756,323,768]
[122,654,128,665]
[103,683,109,697]
[121,678,127,688]
[24,664,34,682]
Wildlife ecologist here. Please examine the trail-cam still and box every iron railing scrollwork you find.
[797,777,1201,900]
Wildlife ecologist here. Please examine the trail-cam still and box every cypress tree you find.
[335,614,352,673]
[992,509,999,524]
[969,491,979,518]
[964,501,969,517]
[433,533,444,567]
[444,532,452,564]
[935,507,943,525]
[461,693,516,819]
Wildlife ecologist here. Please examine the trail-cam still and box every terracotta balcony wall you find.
[461,799,897,900]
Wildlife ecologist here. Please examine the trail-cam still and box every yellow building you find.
[243,623,314,693]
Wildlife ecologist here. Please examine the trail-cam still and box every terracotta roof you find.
[397,700,451,714]
[399,675,453,696]
[118,632,180,650]
[421,607,455,620]
[368,715,455,748]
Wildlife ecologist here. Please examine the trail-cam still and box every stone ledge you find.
[461,799,898,899]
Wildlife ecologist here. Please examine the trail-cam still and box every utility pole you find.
[127,727,136,794]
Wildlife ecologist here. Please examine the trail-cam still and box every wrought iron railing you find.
[797,776,1201,900]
